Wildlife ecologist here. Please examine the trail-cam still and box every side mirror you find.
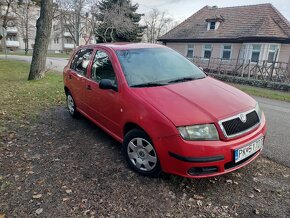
[99,79,118,92]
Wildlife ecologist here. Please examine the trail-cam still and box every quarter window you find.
[222,45,232,60]
[203,44,212,59]
[186,44,194,58]
[267,45,279,63]
[91,50,116,83]
[251,44,261,63]
[70,48,93,76]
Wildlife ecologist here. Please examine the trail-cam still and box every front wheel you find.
[123,129,162,177]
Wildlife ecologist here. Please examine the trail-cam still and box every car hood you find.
[132,77,256,126]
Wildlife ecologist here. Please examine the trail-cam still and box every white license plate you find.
[234,137,263,163]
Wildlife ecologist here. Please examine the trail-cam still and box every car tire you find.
[123,129,162,177]
[66,91,79,118]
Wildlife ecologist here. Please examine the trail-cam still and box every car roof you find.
[79,43,165,51]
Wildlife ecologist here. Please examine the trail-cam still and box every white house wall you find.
[166,42,289,63]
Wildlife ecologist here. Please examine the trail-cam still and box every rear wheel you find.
[66,91,78,118]
[123,129,162,177]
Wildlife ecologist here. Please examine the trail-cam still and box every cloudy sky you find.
[132,0,290,23]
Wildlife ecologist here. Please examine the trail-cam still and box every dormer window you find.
[209,22,216,30]
[206,16,224,31]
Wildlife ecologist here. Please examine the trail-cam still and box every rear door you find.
[67,48,93,112]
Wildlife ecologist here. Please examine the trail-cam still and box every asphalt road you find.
[0,55,68,72]
[1,55,290,167]
[253,96,290,167]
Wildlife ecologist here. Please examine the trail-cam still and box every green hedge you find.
[209,74,290,92]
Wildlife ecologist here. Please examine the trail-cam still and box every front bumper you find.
[154,114,267,178]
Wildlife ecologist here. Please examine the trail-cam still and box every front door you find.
[84,49,122,138]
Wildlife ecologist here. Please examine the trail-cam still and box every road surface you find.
[0,55,68,72]
[253,96,290,167]
[1,55,290,167]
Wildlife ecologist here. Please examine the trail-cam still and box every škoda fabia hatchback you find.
[63,43,267,178]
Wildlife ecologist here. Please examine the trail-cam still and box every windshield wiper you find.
[131,82,168,88]
[168,76,205,84]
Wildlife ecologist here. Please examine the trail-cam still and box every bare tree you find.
[28,0,53,80]
[13,0,39,54]
[56,0,94,46]
[143,9,176,43]
[0,0,15,41]
[0,0,15,29]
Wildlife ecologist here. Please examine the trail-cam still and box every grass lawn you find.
[1,58,289,133]
[0,59,65,133]
[230,83,290,102]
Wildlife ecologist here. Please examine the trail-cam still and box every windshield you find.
[116,47,206,87]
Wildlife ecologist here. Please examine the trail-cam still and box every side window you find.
[70,48,93,76]
[91,50,116,83]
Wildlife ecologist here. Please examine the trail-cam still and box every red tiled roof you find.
[159,4,290,42]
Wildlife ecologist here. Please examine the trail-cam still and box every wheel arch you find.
[64,86,69,95]
[123,122,146,137]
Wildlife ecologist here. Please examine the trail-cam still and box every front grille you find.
[221,110,260,137]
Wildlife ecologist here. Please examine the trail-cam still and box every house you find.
[158,4,290,66]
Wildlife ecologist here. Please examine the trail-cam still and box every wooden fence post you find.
[241,59,245,77]
[234,48,242,73]
[248,59,251,79]
[270,49,279,81]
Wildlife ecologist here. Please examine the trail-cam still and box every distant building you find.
[158,4,290,64]
[0,3,95,53]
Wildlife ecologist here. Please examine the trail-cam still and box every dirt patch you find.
[1,107,290,217]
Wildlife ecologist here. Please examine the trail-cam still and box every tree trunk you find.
[25,38,29,55]
[25,3,29,55]
[28,0,53,80]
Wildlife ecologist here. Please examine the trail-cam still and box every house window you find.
[186,44,194,58]
[7,35,17,41]
[54,37,59,44]
[267,45,279,63]
[209,22,216,30]
[203,44,212,59]
[222,45,232,60]
[251,44,261,63]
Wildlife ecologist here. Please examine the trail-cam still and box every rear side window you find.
[70,48,93,76]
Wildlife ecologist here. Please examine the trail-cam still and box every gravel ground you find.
[0,107,290,217]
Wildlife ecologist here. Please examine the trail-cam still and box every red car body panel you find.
[63,43,267,178]
[131,77,257,126]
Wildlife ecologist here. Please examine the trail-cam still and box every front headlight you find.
[177,124,219,141]
[255,102,262,120]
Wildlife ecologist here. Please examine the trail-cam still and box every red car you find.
[63,43,267,178]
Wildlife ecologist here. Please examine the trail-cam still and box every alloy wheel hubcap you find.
[67,95,75,114]
[127,138,157,171]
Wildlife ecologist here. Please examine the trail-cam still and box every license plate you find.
[234,137,263,163]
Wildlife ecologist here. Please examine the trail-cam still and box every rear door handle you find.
[86,85,92,90]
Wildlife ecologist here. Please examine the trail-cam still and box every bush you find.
[209,74,290,92]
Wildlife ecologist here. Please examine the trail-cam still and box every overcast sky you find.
[132,0,290,23]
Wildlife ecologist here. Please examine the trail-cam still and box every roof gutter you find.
[158,37,290,44]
